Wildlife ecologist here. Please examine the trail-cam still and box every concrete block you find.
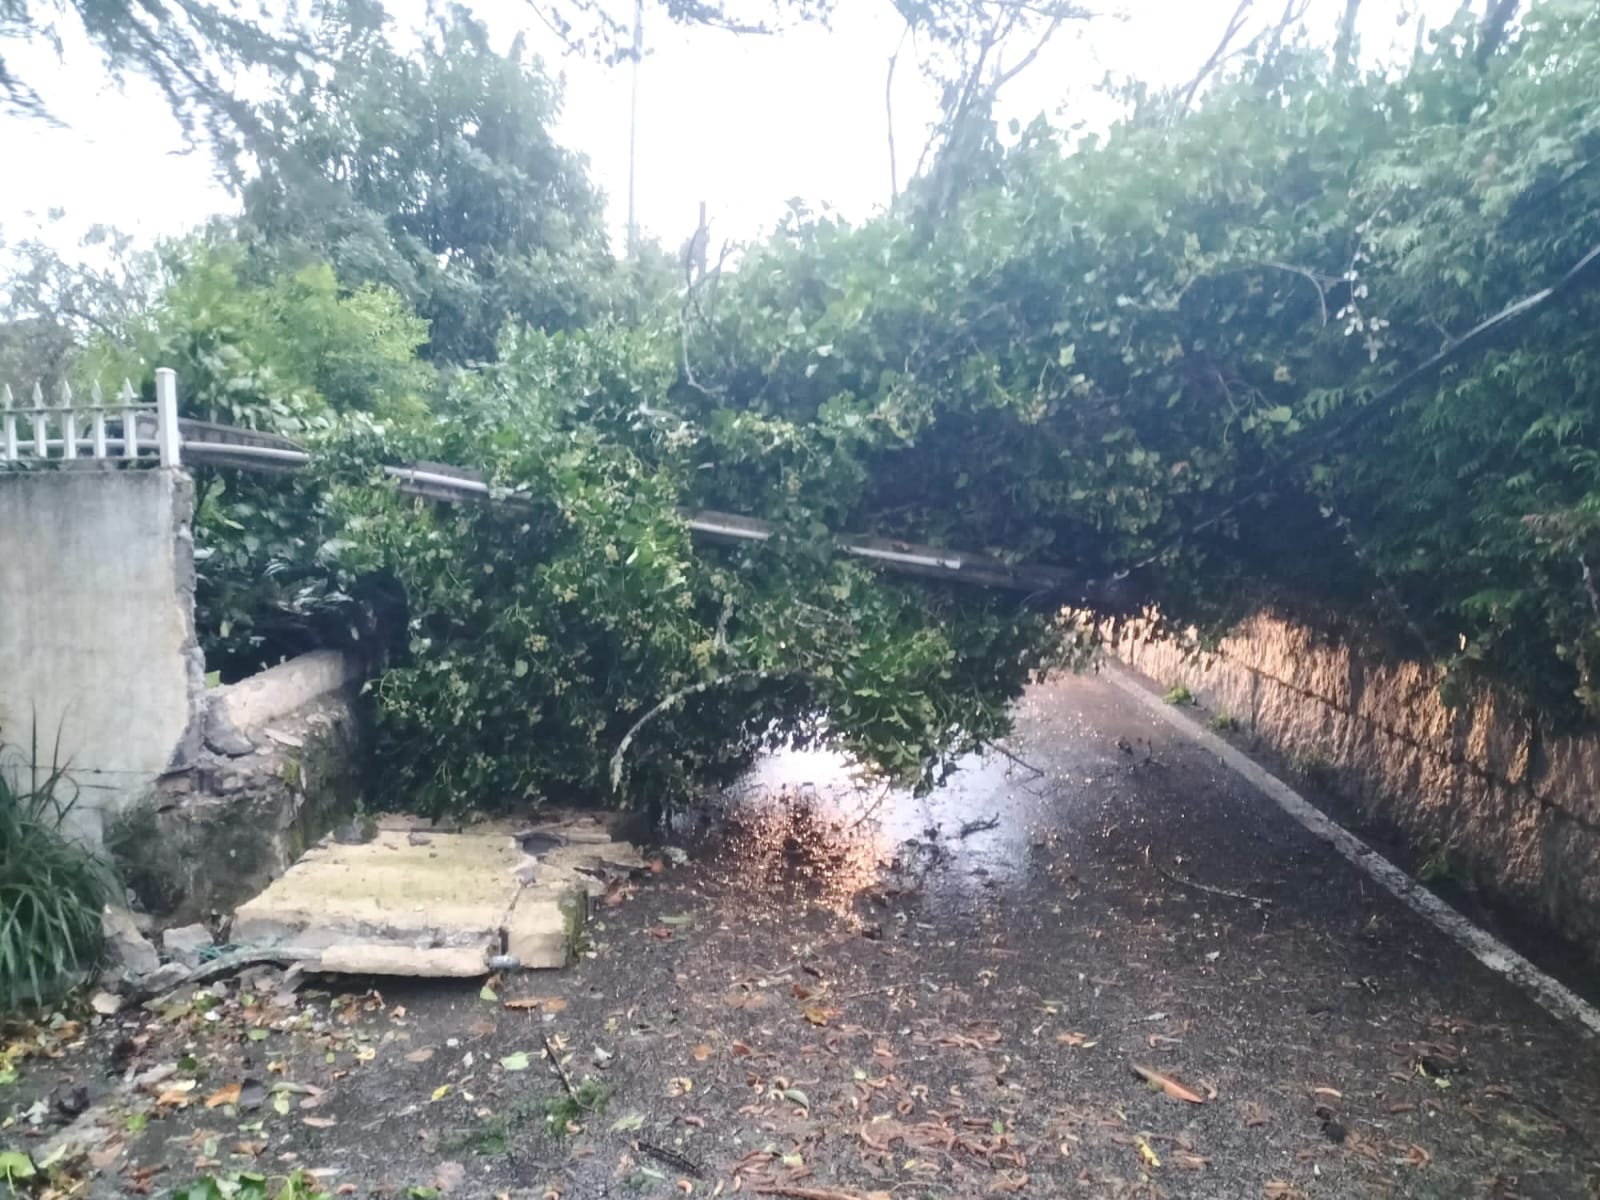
[217,650,360,731]
[505,886,579,969]
[162,923,214,967]
[319,944,490,977]
[100,906,159,987]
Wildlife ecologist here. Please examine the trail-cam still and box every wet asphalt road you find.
[9,669,1600,1198]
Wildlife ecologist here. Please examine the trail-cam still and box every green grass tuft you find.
[0,725,109,1014]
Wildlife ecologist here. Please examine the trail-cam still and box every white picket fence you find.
[1,367,180,468]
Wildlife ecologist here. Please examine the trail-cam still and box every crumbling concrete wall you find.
[1109,611,1600,958]
[107,651,366,925]
[0,469,204,845]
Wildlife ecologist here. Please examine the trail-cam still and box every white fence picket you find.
[32,383,46,458]
[2,385,15,462]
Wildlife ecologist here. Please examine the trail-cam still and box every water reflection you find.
[687,739,1080,925]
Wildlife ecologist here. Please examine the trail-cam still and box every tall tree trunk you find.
[1333,0,1362,75]
[1477,0,1522,69]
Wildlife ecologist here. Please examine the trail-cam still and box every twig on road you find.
[989,741,1045,778]
[639,1139,704,1177]
[957,814,1001,838]
[540,1031,577,1101]
[1159,867,1272,905]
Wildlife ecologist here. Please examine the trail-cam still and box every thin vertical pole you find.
[627,0,643,258]
[155,368,181,467]
[59,381,76,460]
[32,383,46,458]
[90,380,107,459]
[1,385,15,462]
[120,379,139,459]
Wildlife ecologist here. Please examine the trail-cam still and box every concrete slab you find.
[229,813,644,977]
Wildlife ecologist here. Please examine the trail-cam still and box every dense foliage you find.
[11,0,1600,816]
[236,2,644,364]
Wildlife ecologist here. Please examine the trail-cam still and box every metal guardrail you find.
[5,370,1095,597]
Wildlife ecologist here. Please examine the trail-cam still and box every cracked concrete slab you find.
[230,813,644,976]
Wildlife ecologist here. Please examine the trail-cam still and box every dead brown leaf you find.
[302,1116,337,1128]
[504,996,566,1013]
[205,1083,242,1109]
[692,1043,713,1062]
[405,1048,436,1064]
[1131,1063,1205,1104]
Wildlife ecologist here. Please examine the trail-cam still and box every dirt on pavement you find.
[4,671,1600,1199]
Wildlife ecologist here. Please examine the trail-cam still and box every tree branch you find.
[1178,0,1254,111]
[610,670,769,792]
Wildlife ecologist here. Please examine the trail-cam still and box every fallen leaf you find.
[1131,1063,1205,1104]
[610,1113,645,1133]
[1137,1136,1161,1167]
[155,1081,197,1108]
[431,1084,451,1102]
[802,1006,836,1027]
[1311,1086,1343,1099]
[501,1052,531,1072]
[692,1043,713,1062]
[730,1041,752,1057]
[405,1048,436,1064]
[479,985,498,1002]
[1057,1031,1098,1048]
[302,1115,337,1128]
[504,996,566,1013]
[204,1083,241,1109]
[433,1161,467,1194]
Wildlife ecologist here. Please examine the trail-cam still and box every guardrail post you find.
[155,368,181,468]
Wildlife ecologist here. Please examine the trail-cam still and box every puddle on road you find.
[680,736,1101,925]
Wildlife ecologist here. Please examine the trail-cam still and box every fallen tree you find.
[69,0,1600,816]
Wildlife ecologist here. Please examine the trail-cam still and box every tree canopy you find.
[235,2,624,365]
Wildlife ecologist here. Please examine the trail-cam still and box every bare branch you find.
[610,671,770,792]
[886,21,910,200]
[1178,0,1254,111]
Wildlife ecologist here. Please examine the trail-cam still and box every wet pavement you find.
[5,671,1600,1198]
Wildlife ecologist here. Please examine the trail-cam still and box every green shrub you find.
[0,729,108,1013]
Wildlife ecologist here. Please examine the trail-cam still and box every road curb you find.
[1105,664,1600,1040]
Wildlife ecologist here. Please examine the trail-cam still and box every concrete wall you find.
[1110,611,1600,958]
[0,469,204,843]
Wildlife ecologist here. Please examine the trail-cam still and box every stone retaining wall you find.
[1109,612,1600,960]
[106,651,366,926]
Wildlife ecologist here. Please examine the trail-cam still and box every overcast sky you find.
[3,0,1460,261]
